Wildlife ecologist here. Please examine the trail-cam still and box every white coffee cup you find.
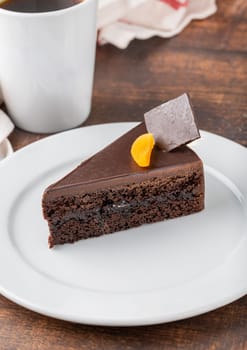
[0,0,97,133]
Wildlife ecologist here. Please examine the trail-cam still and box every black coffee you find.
[0,0,83,12]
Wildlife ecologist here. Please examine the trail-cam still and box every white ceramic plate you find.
[0,123,246,326]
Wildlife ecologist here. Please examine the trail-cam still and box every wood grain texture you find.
[2,0,247,349]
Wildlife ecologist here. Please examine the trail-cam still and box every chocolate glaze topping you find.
[44,123,202,199]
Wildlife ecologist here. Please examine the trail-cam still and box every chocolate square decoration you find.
[144,93,200,152]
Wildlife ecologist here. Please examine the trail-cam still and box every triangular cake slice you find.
[42,123,204,247]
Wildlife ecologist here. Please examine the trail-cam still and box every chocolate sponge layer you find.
[43,165,204,247]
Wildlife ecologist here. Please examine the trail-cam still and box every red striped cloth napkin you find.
[98,0,217,48]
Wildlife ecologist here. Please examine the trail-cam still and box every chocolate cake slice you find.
[42,123,204,247]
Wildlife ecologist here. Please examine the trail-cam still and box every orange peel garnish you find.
[131,133,155,167]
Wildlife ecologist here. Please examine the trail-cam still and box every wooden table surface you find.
[1,0,247,349]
